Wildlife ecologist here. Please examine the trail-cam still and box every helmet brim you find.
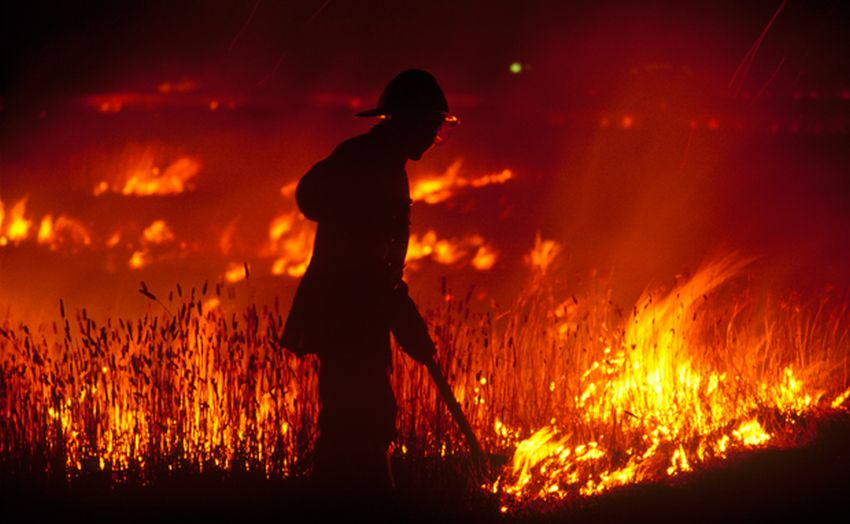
[354,108,385,118]
[354,108,458,122]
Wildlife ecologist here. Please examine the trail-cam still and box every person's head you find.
[356,69,458,160]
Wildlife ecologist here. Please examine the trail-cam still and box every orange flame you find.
[525,232,563,274]
[406,230,499,270]
[411,160,513,204]
[94,148,200,197]
[1,197,32,243]
[490,255,844,507]
[224,262,249,283]
[129,250,150,269]
[266,212,314,278]
[0,197,91,249]
[1,256,847,499]
[142,220,175,244]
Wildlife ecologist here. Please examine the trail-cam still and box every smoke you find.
[2,1,849,319]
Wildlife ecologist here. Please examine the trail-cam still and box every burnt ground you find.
[3,412,849,523]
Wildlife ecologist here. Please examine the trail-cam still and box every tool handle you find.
[426,359,487,464]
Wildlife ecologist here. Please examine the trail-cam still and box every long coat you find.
[281,123,434,368]
[280,124,436,490]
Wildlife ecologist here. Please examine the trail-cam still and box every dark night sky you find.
[3,1,849,102]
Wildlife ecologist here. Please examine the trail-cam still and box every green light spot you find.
[509,62,523,74]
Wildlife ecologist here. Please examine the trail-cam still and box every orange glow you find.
[142,220,175,244]
[621,115,634,129]
[129,250,150,269]
[224,262,249,283]
[471,244,499,271]
[106,232,122,248]
[280,180,298,199]
[525,232,563,274]
[37,215,54,244]
[157,79,199,94]
[121,157,200,196]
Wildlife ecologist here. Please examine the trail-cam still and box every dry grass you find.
[1,260,848,512]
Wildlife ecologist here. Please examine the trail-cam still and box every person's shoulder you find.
[329,132,377,160]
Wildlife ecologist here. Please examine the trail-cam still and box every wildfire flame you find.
[525,232,563,275]
[0,196,91,249]
[265,212,314,278]
[93,147,200,197]
[1,197,33,244]
[406,230,499,271]
[411,159,513,204]
[487,255,847,507]
[0,253,847,504]
[142,220,175,244]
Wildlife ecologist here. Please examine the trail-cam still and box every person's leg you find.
[312,348,396,497]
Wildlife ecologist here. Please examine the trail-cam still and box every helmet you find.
[356,69,457,123]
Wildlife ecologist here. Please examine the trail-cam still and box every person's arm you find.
[388,281,437,365]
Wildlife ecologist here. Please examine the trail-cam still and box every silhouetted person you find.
[281,70,458,500]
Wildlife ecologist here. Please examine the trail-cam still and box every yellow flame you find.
[129,250,149,269]
[37,215,54,244]
[492,255,843,507]
[4,198,32,242]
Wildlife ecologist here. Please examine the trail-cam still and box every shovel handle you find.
[426,359,487,465]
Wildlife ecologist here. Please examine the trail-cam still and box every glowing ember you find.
[142,220,175,244]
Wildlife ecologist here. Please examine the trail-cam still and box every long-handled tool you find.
[425,357,489,471]
[389,285,503,477]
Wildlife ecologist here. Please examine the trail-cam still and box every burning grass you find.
[1,256,848,514]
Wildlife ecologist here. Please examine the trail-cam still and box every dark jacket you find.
[281,124,433,364]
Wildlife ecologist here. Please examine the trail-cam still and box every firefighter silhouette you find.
[282,69,458,496]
